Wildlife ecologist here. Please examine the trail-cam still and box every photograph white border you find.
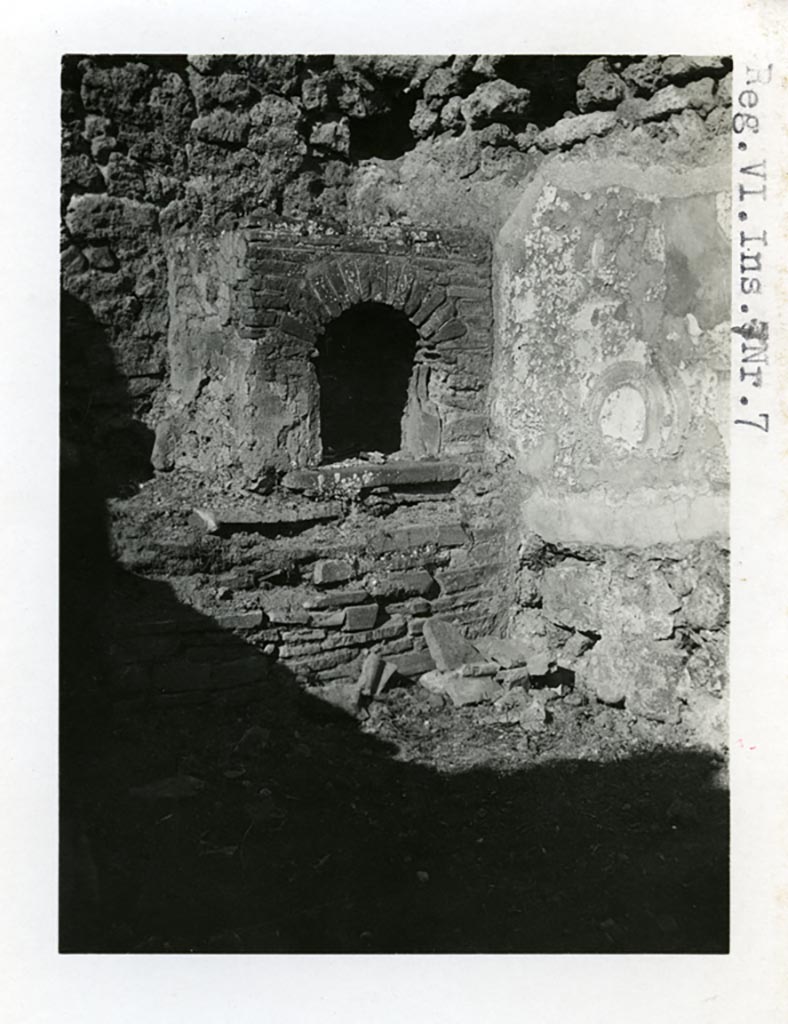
[2,2,786,1021]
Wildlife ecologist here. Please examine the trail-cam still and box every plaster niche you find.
[153,217,494,479]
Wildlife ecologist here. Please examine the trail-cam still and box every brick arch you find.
[285,254,470,352]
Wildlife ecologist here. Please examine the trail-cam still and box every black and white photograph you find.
[60,51,733,955]
[3,0,788,1020]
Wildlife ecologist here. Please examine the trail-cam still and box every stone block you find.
[267,609,311,625]
[191,108,250,146]
[660,55,727,82]
[557,631,596,669]
[323,618,406,650]
[377,637,414,657]
[420,669,502,707]
[680,689,728,751]
[541,561,679,639]
[472,636,530,669]
[384,649,436,678]
[436,523,470,547]
[576,57,626,112]
[576,634,683,722]
[412,288,447,326]
[305,680,359,716]
[497,666,531,689]
[535,111,618,151]
[212,610,264,631]
[287,647,359,674]
[313,558,354,587]
[367,570,435,601]
[460,79,531,128]
[282,460,462,493]
[423,619,484,671]
[343,603,380,632]
[682,571,728,630]
[65,193,159,242]
[369,525,439,553]
[435,564,496,595]
[433,318,468,343]
[429,588,489,613]
[308,610,346,628]
[279,641,324,659]
[387,597,432,616]
[641,79,716,120]
[303,588,371,610]
[357,652,397,699]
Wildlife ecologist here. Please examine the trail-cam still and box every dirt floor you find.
[60,664,728,954]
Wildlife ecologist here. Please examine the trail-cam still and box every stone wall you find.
[106,461,507,705]
[151,219,493,478]
[62,53,732,464]
[61,54,731,728]
[486,147,729,735]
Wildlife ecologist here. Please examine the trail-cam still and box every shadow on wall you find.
[60,290,728,955]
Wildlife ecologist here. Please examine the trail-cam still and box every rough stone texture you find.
[535,111,618,151]
[419,669,502,707]
[682,568,728,630]
[153,219,492,476]
[460,80,531,128]
[641,80,717,121]
[62,55,730,743]
[576,58,626,112]
[313,559,354,587]
[541,561,680,639]
[680,689,728,750]
[473,636,529,668]
[577,634,684,721]
[423,619,484,671]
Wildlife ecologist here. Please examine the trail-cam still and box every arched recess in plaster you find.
[281,253,471,462]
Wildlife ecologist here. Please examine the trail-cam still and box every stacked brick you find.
[239,218,494,461]
[106,469,507,704]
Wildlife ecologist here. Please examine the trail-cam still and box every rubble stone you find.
[460,79,531,128]
[423,619,484,671]
[576,58,626,112]
[384,649,436,678]
[535,110,617,150]
[420,669,501,707]
[473,636,530,668]
[313,559,354,587]
[682,570,728,630]
[542,561,679,639]
[577,634,683,721]
[641,79,716,120]
[519,695,549,733]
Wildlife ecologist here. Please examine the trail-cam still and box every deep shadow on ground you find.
[60,289,728,955]
[61,569,728,954]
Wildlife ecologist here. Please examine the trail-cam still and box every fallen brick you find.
[423,619,484,671]
[384,649,436,678]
